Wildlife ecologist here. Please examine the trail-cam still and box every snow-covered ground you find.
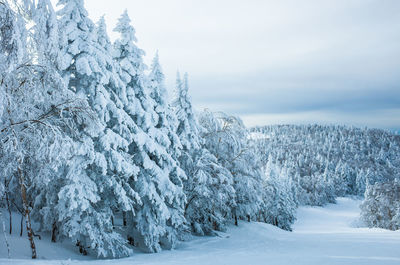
[1,197,400,265]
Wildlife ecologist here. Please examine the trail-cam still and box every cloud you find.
[54,0,400,129]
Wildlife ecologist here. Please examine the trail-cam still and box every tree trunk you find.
[51,221,57,243]
[234,215,238,226]
[18,167,37,259]
[20,215,23,237]
[5,188,12,234]
[122,211,127,226]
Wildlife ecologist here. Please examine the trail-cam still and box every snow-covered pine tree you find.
[32,0,60,67]
[55,0,137,257]
[173,73,201,151]
[94,15,140,220]
[261,158,296,231]
[360,179,400,230]
[148,52,182,161]
[199,110,263,225]
[0,1,26,73]
[147,52,188,244]
[113,10,186,252]
[172,73,235,235]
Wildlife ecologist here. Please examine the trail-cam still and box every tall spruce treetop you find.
[149,52,168,118]
[113,11,186,253]
[57,0,94,83]
[113,10,153,129]
[33,0,60,67]
[148,52,184,164]
[0,1,27,72]
[172,72,201,151]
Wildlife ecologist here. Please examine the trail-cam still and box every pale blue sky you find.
[54,0,400,130]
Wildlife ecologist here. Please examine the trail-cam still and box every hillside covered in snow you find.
[2,198,400,265]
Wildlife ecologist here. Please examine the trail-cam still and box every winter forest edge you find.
[0,0,399,260]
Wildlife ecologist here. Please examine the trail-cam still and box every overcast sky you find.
[57,0,400,130]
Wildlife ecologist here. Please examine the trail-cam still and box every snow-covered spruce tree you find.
[173,73,201,151]
[113,10,186,252]
[55,0,137,257]
[261,159,296,231]
[148,52,182,162]
[0,1,26,73]
[172,73,235,235]
[32,0,60,67]
[147,53,188,243]
[198,110,263,225]
[360,179,400,231]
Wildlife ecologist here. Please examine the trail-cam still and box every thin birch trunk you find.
[18,167,37,259]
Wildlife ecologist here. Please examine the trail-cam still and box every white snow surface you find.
[1,197,400,265]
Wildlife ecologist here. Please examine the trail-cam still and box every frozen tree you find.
[261,159,296,231]
[0,2,37,258]
[173,73,201,151]
[148,52,182,160]
[113,10,186,252]
[0,1,27,72]
[0,1,107,258]
[147,52,188,242]
[172,73,235,235]
[32,0,60,67]
[199,110,263,225]
[183,147,235,234]
[55,0,136,257]
[360,179,400,230]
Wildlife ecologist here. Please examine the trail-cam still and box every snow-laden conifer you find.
[55,0,136,257]
[199,110,264,224]
[173,74,235,234]
[113,10,186,252]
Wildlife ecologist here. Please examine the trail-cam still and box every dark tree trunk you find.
[122,211,127,226]
[127,235,135,246]
[51,222,57,243]
[5,188,12,234]
[234,215,238,226]
[20,215,23,237]
[76,241,87,255]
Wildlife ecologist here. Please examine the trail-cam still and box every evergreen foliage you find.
[360,179,400,230]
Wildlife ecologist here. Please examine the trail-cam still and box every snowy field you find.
[1,197,400,265]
